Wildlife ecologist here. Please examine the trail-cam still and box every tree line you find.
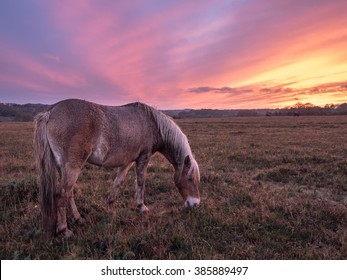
[1,102,347,121]
[0,103,48,121]
[167,102,347,118]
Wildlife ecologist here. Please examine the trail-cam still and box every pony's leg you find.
[69,185,84,224]
[135,154,151,212]
[107,163,133,204]
[56,167,81,237]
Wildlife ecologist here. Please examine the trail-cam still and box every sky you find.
[0,0,347,109]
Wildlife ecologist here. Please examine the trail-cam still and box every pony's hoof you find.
[75,217,86,225]
[107,194,115,205]
[136,204,149,213]
[63,229,74,238]
[57,228,74,238]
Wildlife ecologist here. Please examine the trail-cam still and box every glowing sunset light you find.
[1,0,347,109]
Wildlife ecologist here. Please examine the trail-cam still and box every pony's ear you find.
[174,155,191,183]
[183,155,192,175]
[184,155,191,168]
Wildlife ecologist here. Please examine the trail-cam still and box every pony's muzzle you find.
[184,196,200,207]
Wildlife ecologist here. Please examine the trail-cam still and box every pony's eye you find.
[188,177,193,181]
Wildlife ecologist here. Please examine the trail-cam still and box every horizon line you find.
[1,99,346,111]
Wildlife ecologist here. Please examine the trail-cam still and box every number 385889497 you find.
[194,266,248,276]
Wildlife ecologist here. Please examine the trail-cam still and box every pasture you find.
[0,116,346,259]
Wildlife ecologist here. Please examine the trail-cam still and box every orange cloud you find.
[187,81,347,109]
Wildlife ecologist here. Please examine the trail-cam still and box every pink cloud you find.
[40,0,237,102]
[0,42,85,93]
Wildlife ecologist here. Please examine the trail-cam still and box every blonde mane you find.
[140,103,192,162]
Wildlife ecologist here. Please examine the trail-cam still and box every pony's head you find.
[174,155,200,207]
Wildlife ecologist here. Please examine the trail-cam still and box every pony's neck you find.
[144,104,192,168]
[158,121,192,169]
[160,142,191,169]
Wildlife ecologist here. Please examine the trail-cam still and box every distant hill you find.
[1,101,346,122]
[0,103,49,121]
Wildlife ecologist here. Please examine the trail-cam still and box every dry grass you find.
[0,116,346,259]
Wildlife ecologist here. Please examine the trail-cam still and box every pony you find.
[34,99,200,237]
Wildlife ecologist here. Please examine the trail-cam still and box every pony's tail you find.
[34,111,57,236]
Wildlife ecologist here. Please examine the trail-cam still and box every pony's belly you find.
[88,139,110,166]
[87,152,104,166]
[88,147,138,168]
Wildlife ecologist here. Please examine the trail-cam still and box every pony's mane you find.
[141,103,200,181]
[130,102,191,163]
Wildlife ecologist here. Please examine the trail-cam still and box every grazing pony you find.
[34,99,200,237]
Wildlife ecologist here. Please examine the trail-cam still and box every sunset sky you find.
[1,0,347,109]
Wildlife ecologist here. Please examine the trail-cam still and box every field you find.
[0,116,346,259]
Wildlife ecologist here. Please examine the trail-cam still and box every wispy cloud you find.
[0,45,82,86]
[187,81,347,108]
[43,53,61,63]
[188,86,253,95]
